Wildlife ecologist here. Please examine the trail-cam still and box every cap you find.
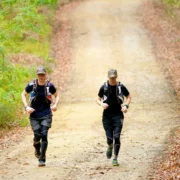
[108,68,117,78]
[36,66,46,75]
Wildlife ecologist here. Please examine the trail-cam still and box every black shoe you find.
[106,146,113,159]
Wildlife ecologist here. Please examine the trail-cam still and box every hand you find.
[26,106,35,114]
[51,104,57,112]
[101,103,109,109]
[121,105,128,113]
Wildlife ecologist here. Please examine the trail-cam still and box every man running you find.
[97,68,131,166]
[21,66,59,167]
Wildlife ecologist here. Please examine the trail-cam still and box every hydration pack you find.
[29,79,52,106]
[103,81,124,103]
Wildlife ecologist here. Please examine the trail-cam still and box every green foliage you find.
[0,0,58,129]
[0,59,35,128]
[0,0,57,57]
[163,0,180,7]
[34,0,58,5]
[162,0,180,18]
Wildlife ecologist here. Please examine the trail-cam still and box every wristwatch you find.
[124,104,129,109]
[24,106,28,110]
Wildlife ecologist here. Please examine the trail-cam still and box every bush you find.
[163,0,180,7]
[0,0,58,57]
[0,59,35,128]
[0,0,58,129]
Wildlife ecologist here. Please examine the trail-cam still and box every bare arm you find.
[96,97,103,106]
[124,94,131,106]
[21,90,28,108]
[51,90,60,111]
[21,90,35,114]
[96,97,109,109]
[122,94,131,113]
[53,91,60,106]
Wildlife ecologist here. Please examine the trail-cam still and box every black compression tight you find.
[33,125,49,161]
[106,127,122,156]
[33,125,49,144]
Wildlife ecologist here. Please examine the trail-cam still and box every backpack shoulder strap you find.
[103,81,109,102]
[104,81,108,92]
[32,79,38,93]
[117,81,122,94]
[44,80,53,103]
[44,80,51,94]
[29,79,38,105]
[117,81,124,102]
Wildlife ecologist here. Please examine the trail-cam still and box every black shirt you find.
[25,81,56,118]
[98,82,129,115]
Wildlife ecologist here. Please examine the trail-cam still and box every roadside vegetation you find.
[163,0,180,19]
[0,0,70,130]
[140,0,180,179]
[163,0,180,7]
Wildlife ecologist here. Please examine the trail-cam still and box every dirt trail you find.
[0,0,180,179]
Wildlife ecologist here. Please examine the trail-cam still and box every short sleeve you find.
[25,82,33,93]
[49,83,56,95]
[121,84,130,97]
[98,85,104,98]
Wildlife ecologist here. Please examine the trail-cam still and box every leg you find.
[113,126,122,159]
[33,128,42,158]
[105,129,114,159]
[105,129,113,147]
[39,125,49,163]
[102,114,113,146]
[102,114,113,159]
[113,116,123,159]
[30,119,41,158]
[38,115,52,166]
[112,116,123,166]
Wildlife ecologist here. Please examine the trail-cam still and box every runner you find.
[97,68,131,166]
[21,66,59,167]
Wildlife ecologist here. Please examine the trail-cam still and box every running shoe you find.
[112,159,119,166]
[38,160,46,167]
[106,146,113,159]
